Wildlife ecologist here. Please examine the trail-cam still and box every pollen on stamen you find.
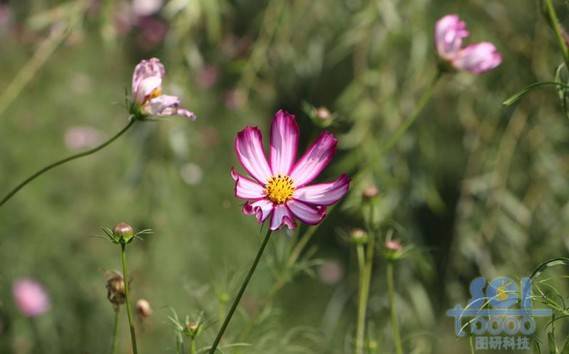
[265,174,295,204]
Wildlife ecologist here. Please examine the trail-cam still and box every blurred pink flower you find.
[224,89,246,110]
[318,260,344,285]
[12,279,50,317]
[131,58,196,120]
[136,16,168,50]
[197,65,219,89]
[435,14,501,74]
[64,126,103,151]
[232,110,350,230]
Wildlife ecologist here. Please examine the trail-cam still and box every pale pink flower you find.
[131,58,196,120]
[232,110,350,230]
[132,0,163,17]
[435,14,501,74]
[64,126,103,151]
[12,279,50,317]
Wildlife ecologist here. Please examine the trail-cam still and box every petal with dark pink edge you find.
[243,199,274,223]
[231,168,266,200]
[235,127,273,184]
[286,200,326,225]
[289,131,337,187]
[293,174,350,206]
[270,204,296,230]
[270,110,299,175]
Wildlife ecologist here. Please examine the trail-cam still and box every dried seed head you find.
[106,272,126,307]
[136,299,152,319]
[113,223,134,243]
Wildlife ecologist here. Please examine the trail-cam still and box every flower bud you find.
[136,299,152,319]
[350,228,368,245]
[384,239,404,261]
[113,223,134,244]
[362,185,379,200]
[106,272,126,307]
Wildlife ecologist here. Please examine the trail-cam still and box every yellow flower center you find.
[144,87,162,104]
[265,175,295,204]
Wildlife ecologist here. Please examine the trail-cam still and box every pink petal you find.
[451,42,502,74]
[235,127,273,184]
[231,168,266,200]
[293,174,350,206]
[289,131,337,187]
[146,95,196,119]
[286,200,326,225]
[132,58,165,104]
[243,199,274,223]
[435,14,469,60]
[270,110,299,175]
[270,204,296,230]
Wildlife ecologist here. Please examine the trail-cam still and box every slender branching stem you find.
[209,228,273,353]
[380,70,443,153]
[121,243,139,354]
[387,261,403,354]
[0,118,136,208]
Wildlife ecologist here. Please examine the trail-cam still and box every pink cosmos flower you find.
[131,58,196,120]
[12,279,50,317]
[231,110,350,230]
[435,14,502,74]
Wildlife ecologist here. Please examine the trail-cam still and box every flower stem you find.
[0,118,136,208]
[387,262,403,354]
[208,228,272,354]
[355,236,375,354]
[121,243,139,354]
[380,70,443,153]
[111,308,120,354]
[544,0,569,69]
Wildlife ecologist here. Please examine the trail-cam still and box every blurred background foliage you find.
[0,0,568,353]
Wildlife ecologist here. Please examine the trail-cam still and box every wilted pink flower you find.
[232,110,350,230]
[131,58,196,120]
[12,279,50,317]
[64,126,103,151]
[435,14,501,74]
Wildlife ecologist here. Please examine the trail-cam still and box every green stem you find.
[208,228,272,354]
[545,0,569,69]
[111,309,120,354]
[380,70,443,153]
[188,338,196,354]
[355,236,375,354]
[469,336,475,354]
[0,118,136,208]
[121,243,139,354]
[387,262,403,354]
